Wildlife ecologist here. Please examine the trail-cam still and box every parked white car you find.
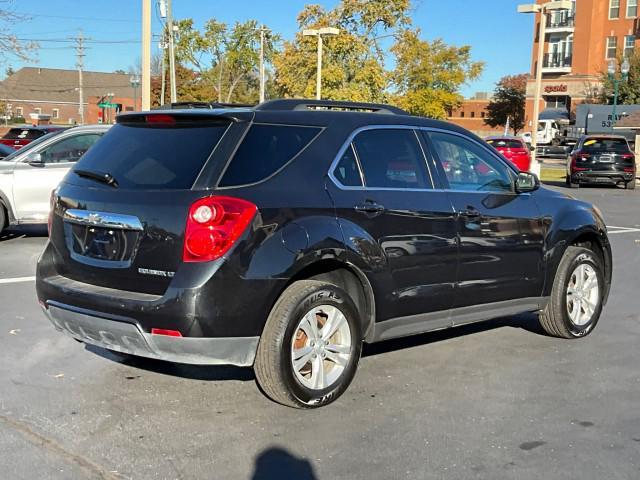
[0,125,110,233]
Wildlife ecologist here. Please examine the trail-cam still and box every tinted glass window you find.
[39,134,102,164]
[4,128,45,140]
[333,145,362,187]
[353,129,431,189]
[219,124,321,187]
[428,132,514,192]
[486,138,525,149]
[75,123,228,189]
[581,137,630,153]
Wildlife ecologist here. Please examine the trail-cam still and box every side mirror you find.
[529,145,536,152]
[515,172,540,193]
[27,152,44,165]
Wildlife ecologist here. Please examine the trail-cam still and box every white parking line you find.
[608,226,640,234]
[0,276,36,285]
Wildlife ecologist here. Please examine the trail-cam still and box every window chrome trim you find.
[63,209,144,231]
[327,124,519,193]
[327,125,437,192]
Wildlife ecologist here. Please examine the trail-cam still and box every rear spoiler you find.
[116,109,254,124]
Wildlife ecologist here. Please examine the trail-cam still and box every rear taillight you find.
[183,196,257,263]
[151,328,182,337]
[145,114,176,125]
[48,190,55,237]
[622,153,635,161]
[624,167,635,172]
[576,153,591,161]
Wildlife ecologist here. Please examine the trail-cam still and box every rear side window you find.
[219,124,321,187]
[4,128,44,140]
[75,123,229,189]
[352,129,431,189]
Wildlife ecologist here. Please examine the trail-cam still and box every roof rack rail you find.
[256,99,409,115]
[156,101,255,110]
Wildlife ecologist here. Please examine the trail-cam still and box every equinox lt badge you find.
[138,268,175,278]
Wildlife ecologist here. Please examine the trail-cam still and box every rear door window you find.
[352,129,431,189]
[219,124,321,187]
[74,122,229,189]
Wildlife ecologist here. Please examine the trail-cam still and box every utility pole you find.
[259,25,266,103]
[141,0,152,110]
[167,0,177,103]
[74,32,86,124]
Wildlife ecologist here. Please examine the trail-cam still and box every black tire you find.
[0,204,6,234]
[570,179,580,188]
[254,280,363,408]
[626,179,636,190]
[539,246,605,339]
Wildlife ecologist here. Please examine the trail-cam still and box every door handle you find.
[354,201,385,215]
[458,206,481,218]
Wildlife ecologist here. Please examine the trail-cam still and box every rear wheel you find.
[254,280,362,408]
[626,179,636,190]
[0,205,6,234]
[539,246,604,339]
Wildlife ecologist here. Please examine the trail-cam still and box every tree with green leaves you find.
[174,18,279,104]
[484,74,528,135]
[390,29,484,119]
[273,0,410,101]
[598,53,640,105]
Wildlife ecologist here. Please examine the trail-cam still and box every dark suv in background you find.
[37,100,612,408]
[567,135,636,189]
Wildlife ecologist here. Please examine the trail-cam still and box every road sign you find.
[97,102,118,108]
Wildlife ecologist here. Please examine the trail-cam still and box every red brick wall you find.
[446,100,503,136]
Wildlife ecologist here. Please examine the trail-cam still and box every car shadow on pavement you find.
[0,225,47,242]
[362,312,546,358]
[86,344,255,381]
[251,447,317,480]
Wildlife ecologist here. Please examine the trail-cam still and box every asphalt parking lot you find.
[1,184,639,480]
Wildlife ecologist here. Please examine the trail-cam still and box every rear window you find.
[581,137,630,153]
[74,122,229,189]
[3,128,45,140]
[219,124,321,187]
[486,138,524,149]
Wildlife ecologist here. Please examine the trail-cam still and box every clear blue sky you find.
[4,0,534,98]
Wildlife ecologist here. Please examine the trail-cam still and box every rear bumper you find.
[571,170,635,183]
[43,302,259,366]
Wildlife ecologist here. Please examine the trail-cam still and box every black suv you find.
[37,100,612,408]
[567,135,636,189]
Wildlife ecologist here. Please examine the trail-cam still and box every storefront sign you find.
[544,84,568,93]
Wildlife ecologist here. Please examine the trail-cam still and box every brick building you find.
[525,0,639,125]
[0,67,140,125]
[446,93,504,137]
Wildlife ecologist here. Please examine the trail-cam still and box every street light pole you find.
[141,0,151,110]
[259,25,266,103]
[302,27,340,100]
[609,58,630,130]
[518,1,573,176]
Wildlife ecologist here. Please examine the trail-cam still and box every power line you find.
[10,11,138,23]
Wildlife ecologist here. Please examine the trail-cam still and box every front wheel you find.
[539,246,605,338]
[254,280,363,408]
[0,205,6,234]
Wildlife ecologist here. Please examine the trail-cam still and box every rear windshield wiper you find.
[74,169,119,188]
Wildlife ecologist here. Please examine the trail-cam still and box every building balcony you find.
[546,14,575,33]
[542,53,572,73]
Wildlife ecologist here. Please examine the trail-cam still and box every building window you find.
[625,35,636,57]
[460,111,465,118]
[470,111,476,118]
[606,36,618,59]
[481,111,486,118]
[15,107,23,117]
[627,0,638,17]
[609,0,620,18]
[609,0,620,19]
[52,108,59,119]
[34,107,42,115]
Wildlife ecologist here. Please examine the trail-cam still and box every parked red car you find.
[486,136,532,172]
[0,125,68,150]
